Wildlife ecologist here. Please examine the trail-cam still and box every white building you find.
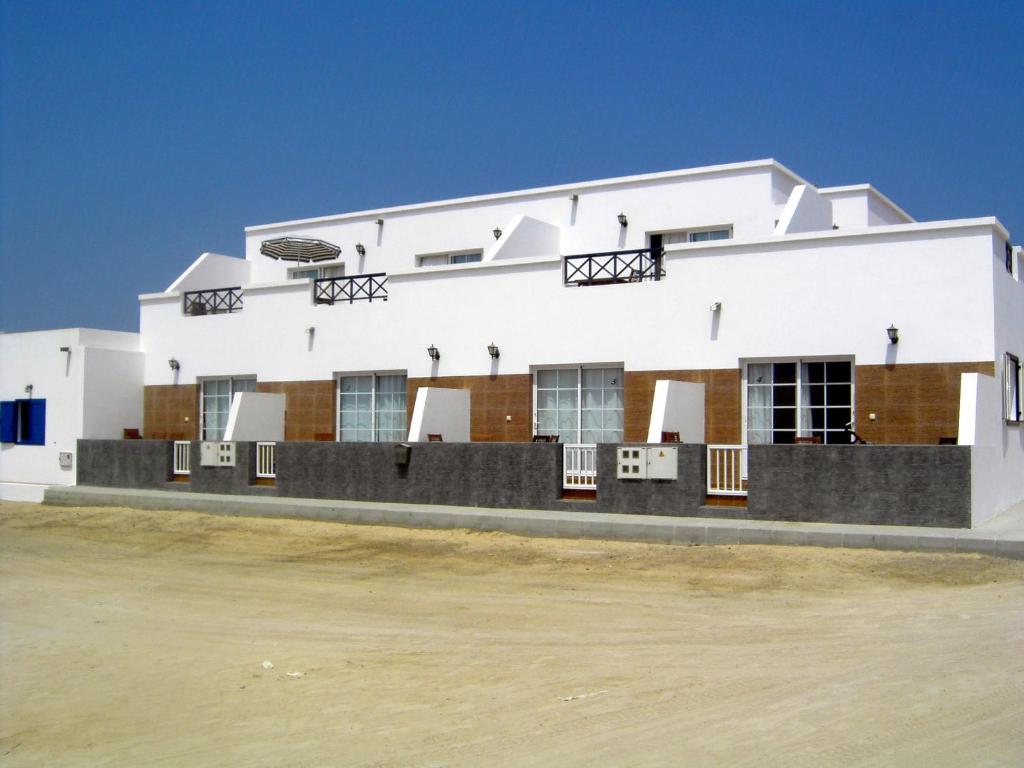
[129,158,1022,517]
[0,329,143,501]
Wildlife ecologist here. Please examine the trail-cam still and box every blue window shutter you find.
[25,400,46,445]
[0,402,15,442]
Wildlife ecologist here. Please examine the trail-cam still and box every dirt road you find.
[1,501,1022,767]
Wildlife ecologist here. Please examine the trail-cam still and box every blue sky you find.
[2,0,1022,332]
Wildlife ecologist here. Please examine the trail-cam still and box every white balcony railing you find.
[707,444,747,497]
[173,441,191,475]
[256,441,277,479]
[563,443,597,490]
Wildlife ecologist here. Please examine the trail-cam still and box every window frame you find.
[0,398,45,445]
[336,371,409,443]
[1005,352,1022,424]
[531,364,625,444]
[416,250,483,267]
[741,357,856,445]
[199,376,257,441]
[288,261,345,281]
[647,226,733,249]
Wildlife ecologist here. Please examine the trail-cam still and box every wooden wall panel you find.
[256,380,336,441]
[143,384,198,440]
[408,374,533,442]
[624,369,742,444]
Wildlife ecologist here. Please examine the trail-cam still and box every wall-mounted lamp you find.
[487,342,500,359]
[886,324,899,344]
[306,326,315,336]
[710,301,722,312]
[355,243,366,256]
[569,193,579,202]
[427,345,441,361]
[617,212,628,227]
[168,358,180,371]
[59,346,71,353]
[375,218,384,226]
[24,384,33,396]
[493,227,502,240]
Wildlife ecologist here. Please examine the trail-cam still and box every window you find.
[648,227,732,249]
[289,263,344,280]
[535,366,623,443]
[0,399,46,445]
[1005,353,1022,423]
[746,359,853,444]
[418,251,483,267]
[201,377,256,440]
[338,373,407,442]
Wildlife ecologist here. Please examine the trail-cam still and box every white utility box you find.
[617,447,647,479]
[200,441,236,467]
[58,451,73,469]
[646,446,678,480]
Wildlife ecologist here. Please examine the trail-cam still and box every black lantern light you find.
[886,324,899,344]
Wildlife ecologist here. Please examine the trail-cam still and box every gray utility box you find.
[616,446,678,480]
[200,441,237,467]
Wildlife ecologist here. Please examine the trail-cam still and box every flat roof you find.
[245,158,811,234]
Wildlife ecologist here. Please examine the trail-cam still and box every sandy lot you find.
[1,502,1022,767]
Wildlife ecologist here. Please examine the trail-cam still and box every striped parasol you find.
[259,237,341,263]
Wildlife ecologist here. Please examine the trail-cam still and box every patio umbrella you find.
[259,237,341,264]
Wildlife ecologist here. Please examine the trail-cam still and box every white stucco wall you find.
[139,221,1003,386]
[0,329,141,500]
[961,373,1024,525]
[775,185,833,234]
[646,381,705,443]
[223,392,285,441]
[241,162,793,285]
[167,252,250,293]
[408,387,471,442]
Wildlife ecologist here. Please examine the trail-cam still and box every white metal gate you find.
[255,441,277,479]
[706,444,747,496]
[563,443,597,490]
[173,441,191,475]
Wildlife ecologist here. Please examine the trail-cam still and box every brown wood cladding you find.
[625,369,742,443]
[255,380,336,441]
[142,384,198,440]
[855,361,994,445]
[408,375,533,442]
[143,361,994,446]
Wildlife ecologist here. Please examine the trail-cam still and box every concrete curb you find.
[41,486,1024,560]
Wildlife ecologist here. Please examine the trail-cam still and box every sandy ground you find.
[1,502,1023,767]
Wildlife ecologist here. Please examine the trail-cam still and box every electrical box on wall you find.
[200,441,236,467]
[646,446,678,480]
[58,451,73,469]
[617,447,647,479]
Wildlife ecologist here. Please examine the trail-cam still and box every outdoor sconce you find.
[355,243,366,256]
[306,326,315,336]
[59,346,70,353]
[569,193,579,202]
[375,218,384,226]
[887,325,899,344]
[24,384,33,395]
[710,301,722,312]
[493,227,502,240]
[168,358,180,371]
[427,345,441,361]
[487,342,500,359]
[617,212,628,227]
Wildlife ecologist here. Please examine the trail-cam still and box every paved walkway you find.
[43,485,1024,560]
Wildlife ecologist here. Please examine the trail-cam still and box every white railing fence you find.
[173,441,191,475]
[256,441,277,479]
[563,443,598,490]
[707,444,747,496]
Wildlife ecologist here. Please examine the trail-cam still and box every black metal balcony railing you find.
[563,248,664,286]
[183,287,243,316]
[314,273,388,305]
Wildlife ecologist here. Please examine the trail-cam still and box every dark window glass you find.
[773,385,796,407]
[826,361,852,381]
[774,362,797,384]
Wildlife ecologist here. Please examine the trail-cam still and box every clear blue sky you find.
[2,0,1022,333]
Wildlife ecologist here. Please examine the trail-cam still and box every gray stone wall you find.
[747,445,972,527]
[77,439,174,489]
[276,442,565,509]
[187,441,257,494]
[584,444,705,516]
